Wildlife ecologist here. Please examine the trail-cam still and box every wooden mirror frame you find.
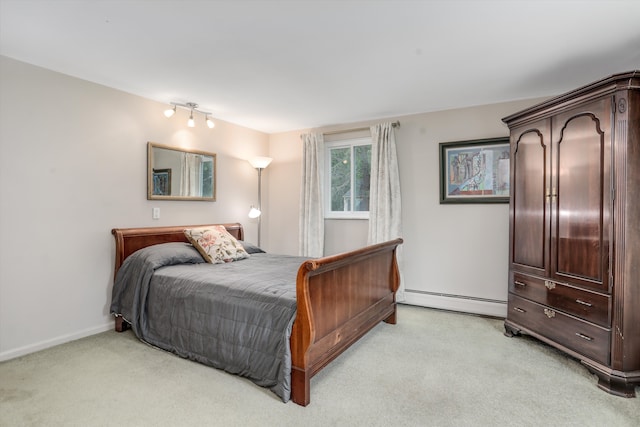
[147,142,216,201]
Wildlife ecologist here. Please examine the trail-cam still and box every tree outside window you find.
[326,138,371,218]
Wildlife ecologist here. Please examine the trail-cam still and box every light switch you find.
[152,207,160,220]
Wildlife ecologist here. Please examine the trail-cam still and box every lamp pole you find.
[248,156,272,247]
[256,167,263,247]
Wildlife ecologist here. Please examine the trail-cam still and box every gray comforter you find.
[110,242,307,402]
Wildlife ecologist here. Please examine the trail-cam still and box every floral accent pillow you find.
[184,226,250,264]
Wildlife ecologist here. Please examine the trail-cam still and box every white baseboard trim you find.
[403,290,507,318]
[1,294,504,362]
[0,322,113,362]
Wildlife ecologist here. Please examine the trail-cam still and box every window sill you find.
[324,213,370,220]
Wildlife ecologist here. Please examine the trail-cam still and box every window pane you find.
[354,145,371,211]
[330,147,351,211]
[202,160,213,197]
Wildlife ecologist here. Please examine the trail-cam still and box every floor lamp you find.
[248,156,272,247]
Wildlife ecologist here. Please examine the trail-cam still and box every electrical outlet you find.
[152,207,160,220]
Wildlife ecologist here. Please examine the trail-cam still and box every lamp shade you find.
[248,207,261,218]
[249,157,273,169]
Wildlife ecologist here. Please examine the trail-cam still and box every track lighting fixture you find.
[163,102,215,129]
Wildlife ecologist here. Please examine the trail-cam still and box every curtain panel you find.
[299,132,325,257]
[181,152,203,197]
[369,122,404,299]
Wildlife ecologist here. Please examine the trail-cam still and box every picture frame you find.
[439,137,510,204]
[152,168,172,196]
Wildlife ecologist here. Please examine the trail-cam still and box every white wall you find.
[266,98,548,317]
[0,54,549,361]
[0,56,270,360]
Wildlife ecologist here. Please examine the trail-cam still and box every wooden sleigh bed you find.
[111,223,402,406]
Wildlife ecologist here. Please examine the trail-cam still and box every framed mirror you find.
[147,142,216,201]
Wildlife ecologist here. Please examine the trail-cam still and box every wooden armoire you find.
[502,71,640,397]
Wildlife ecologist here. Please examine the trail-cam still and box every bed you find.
[110,223,402,406]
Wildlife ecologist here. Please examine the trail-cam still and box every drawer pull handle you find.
[544,280,556,290]
[514,307,526,313]
[575,299,593,307]
[575,332,593,341]
[544,308,556,318]
[514,281,527,287]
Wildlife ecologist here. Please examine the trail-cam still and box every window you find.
[325,137,372,219]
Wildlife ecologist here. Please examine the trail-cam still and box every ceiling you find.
[1,0,640,134]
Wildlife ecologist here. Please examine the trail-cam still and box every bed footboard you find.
[290,238,403,406]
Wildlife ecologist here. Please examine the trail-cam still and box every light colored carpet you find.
[1,305,639,426]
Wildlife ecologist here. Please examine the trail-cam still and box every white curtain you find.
[299,132,324,257]
[181,153,202,197]
[369,122,404,300]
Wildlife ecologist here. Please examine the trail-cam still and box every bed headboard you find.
[111,223,244,278]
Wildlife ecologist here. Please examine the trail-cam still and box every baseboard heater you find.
[403,289,507,317]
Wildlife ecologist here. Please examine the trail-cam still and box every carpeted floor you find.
[1,304,639,426]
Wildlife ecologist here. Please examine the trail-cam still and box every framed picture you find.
[439,137,510,204]
[152,168,172,196]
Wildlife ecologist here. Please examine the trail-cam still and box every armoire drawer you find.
[507,294,610,365]
[511,273,610,327]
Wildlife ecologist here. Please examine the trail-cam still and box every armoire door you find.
[510,119,551,278]
[550,98,612,294]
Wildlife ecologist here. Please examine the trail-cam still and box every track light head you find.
[164,105,176,118]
